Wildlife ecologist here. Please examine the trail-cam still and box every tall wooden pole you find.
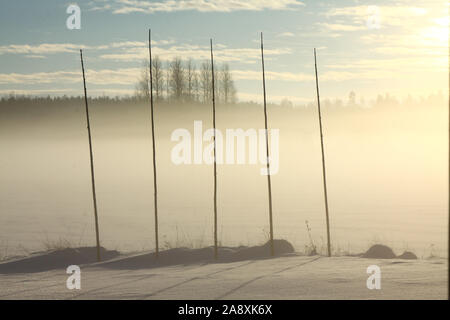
[148,29,159,257]
[314,48,331,257]
[80,49,101,262]
[210,38,218,259]
[260,32,274,256]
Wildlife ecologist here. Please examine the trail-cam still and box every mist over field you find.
[1,0,449,303]
[0,94,447,258]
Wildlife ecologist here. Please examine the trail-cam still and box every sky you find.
[0,0,448,104]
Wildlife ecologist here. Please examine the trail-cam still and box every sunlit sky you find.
[0,0,448,103]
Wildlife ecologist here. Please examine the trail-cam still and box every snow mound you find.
[397,251,418,260]
[228,239,295,261]
[0,247,120,274]
[101,239,295,270]
[362,244,419,259]
[362,244,396,259]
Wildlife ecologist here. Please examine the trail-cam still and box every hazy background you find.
[0,95,447,258]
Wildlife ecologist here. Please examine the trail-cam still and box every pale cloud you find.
[0,89,78,95]
[325,5,428,24]
[317,23,365,31]
[0,68,141,85]
[233,68,407,83]
[277,32,295,37]
[24,55,46,59]
[372,45,446,58]
[0,43,110,56]
[322,3,448,67]
[0,40,292,65]
[0,43,82,55]
[84,68,142,85]
[89,4,112,11]
[0,71,78,84]
[0,40,171,57]
[360,23,448,61]
[233,70,312,82]
[236,68,420,82]
[0,88,136,97]
[320,70,385,81]
[110,39,175,48]
[323,55,447,83]
[322,4,440,34]
[100,44,292,63]
[110,41,146,48]
[90,0,304,14]
[433,16,449,27]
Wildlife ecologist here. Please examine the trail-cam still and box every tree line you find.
[135,56,237,104]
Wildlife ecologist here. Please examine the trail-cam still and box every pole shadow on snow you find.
[0,247,120,274]
[99,239,296,271]
[0,240,295,274]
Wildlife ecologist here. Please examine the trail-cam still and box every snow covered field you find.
[0,253,447,300]
[0,102,447,300]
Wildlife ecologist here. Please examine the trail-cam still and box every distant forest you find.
[0,90,445,112]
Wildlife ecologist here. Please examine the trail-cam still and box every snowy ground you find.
[0,254,447,300]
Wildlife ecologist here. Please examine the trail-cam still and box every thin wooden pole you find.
[80,49,101,262]
[314,48,331,257]
[148,29,159,257]
[260,32,274,256]
[210,38,218,260]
